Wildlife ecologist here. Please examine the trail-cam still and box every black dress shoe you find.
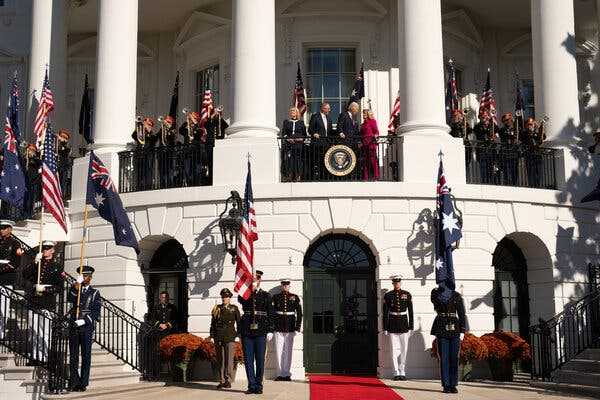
[255,388,263,394]
[222,381,231,388]
[398,375,406,381]
[284,376,292,381]
[217,383,224,389]
[393,375,401,381]
[450,387,458,393]
[274,376,284,381]
[245,389,255,395]
[442,387,450,393]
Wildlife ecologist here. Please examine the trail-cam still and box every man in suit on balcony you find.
[308,103,333,180]
[336,102,360,139]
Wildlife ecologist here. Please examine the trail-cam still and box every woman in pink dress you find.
[360,109,380,181]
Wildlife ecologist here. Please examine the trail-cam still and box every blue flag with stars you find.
[86,151,139,253]
[434,159,462,303]
[1,73,26,209]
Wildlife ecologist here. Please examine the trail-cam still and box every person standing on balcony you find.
[158,116,177,189]
[360,109,380,181]
[308,103,333,180]
[209,288,241,390]
[448,110,470,143]
[68,265,101,393]
[498,113,518,186]
[281,107,307,182]
[178,111,204,186]
[131,117,158,190]
[588,129,600,154]
[272,278,302,381]
[204,107,229,185]
[0,220,24,340]
[336,102,360,139]
[23,241,63,364]
[24,144,41,219]
[238,270,273,395]
[57,129,72,199]
[383,275,414,381]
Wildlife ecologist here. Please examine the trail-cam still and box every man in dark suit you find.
[308,103,333,180]
[336,102,360,139]
[308,102,333,138]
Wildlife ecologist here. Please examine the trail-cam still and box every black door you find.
[303,234,378,375]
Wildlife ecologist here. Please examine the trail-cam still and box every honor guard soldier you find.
[150,291,178,334]
[22,241,63,363]
[57,129,73,195]
[431,287,468,394]
[238,270,273,395]
[209,288,241,389]
[383,275,414,381]
[272,278,302,381]
[0,220,24,339]
[68,265,101,392]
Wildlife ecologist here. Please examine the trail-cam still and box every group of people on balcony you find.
[281,101,382,182]
[128,108,228,190]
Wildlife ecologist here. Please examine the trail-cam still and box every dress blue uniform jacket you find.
[68,286,101,329]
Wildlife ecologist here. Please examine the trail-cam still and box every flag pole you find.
[75,204,89,318]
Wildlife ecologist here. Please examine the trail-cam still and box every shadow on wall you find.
[187,218,226,298]
[406,208,435,286]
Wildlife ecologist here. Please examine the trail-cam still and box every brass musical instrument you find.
[157,115,170,146]
[182,107,194,143]
[537,115,549,145]
[135,115,144,145]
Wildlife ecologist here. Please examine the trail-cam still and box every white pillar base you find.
[69,151,121,205]
[227,123,279,139]
[213,136,280,185]
[400,132,466,185]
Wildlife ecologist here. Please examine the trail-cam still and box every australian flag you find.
[349,62,365,105]
[434,159,462,303]
[1,73,26,208]
[86,151,139,252]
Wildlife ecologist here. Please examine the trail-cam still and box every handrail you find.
[530,268,600,380]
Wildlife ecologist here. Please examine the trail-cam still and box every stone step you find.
[0,365,35,380]
[41,381,165,400]
[88,360,131,375]
[580,348,600,361]
[89,348,117,363]
[88,371,140,388]
[565,358,600,373]
[554,369,600,387]
[530,380,600,399]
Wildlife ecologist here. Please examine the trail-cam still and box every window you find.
[520,79,535,120]
[195,65,219,111]
[306,48,356,120]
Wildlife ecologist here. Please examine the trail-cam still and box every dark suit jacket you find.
[308,112,333,137]
[281,119,307,139]
[336,112,359,137]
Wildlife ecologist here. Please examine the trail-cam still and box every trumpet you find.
[157,116,170,146]
[182,107,193,142]
[135,115,144,145]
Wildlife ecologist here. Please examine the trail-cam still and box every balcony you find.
[278,136,402,183]
[465,143,558,190]
[118,145,212,193]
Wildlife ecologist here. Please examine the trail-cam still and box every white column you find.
[531,0,580,144]
[228,0,277,137]
[92,0,138,151]
[27,0,53,139]
[213,0,279,185]
[50,0,68,131]
[397,0,447,136]
[396,0,465,184]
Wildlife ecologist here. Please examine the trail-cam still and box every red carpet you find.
[309,375,405,400]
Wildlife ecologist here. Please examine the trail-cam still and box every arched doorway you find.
[142,238,189,332]
[492,238,530,341]
[303,234,378,375]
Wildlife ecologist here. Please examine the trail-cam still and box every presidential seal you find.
[324,144,357,176]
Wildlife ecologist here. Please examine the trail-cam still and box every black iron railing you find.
[278,135,401,182]
[465,143,558,189]
[118,145,212,193]
[530,264,600,380]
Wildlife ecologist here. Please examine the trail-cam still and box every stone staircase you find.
[530,348,600,398]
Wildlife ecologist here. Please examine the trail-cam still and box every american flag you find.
[293,62,307,116]
[199,90,213,128]
[478,68,497,124]
[387,92,400,133]
[42,124,67,233]
[234,161,258,300]
[445,60,459,124]
[34,69,55,149]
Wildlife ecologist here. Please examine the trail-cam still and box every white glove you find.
[383,331,389,336]
[460,333,465,341]
[75,319,86,327]
[266,333,273,341]
[34,284,46,293]
[76,275,84,284]
[34,253,42,263]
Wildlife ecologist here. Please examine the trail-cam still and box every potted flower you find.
[431,333,488,381]
[159,333,204,382]
[480,331,530,381]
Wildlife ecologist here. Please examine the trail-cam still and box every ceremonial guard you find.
[448,110,470,142]
[497,113,518,185]
[178,111,205,186]
[473,110,499,143]
[57,129,72,197]
[203,107,228,184]
[209,288,241,389]
[157,116,177,188]
[238,270,273,395]
[430,287,468,394]
[0,220,23,339]
[22,241,63,363]
[498,113,517,145]
[24,144,41,219]
[383,275,414,381]
[272,278,302,381]
[131,117,158,190]
[149,291,178,334]
[68,265,101,392]
[281,107,307,182]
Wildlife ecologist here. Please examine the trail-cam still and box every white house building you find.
[1,0,599,382]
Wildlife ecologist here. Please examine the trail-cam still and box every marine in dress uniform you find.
[383,275,414,380]
[272,278,302,381]
[210,288,241,389]
[281,107,308,182]
[68,265,101,392]
[238,270,273,394]
[0,220,23,339]
[22,241,63,363]
[430,287,468,394]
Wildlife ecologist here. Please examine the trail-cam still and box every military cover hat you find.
[220,288,233,298]
[390,274,403,283]
[0,220,15,228]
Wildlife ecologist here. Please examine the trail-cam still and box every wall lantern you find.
[218,190,243,264]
